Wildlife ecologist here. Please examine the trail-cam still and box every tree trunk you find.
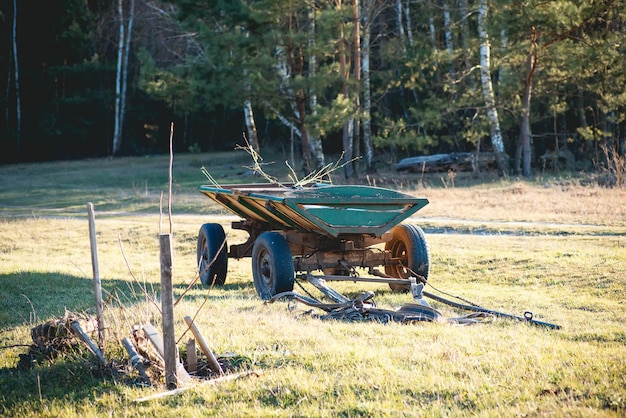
[307,5,325,172]
[268,45,311,175]
[241,28,260,153]
[337,0,354,179]
[119,0,134,150]
[519,27,538,177]
[402,0,414,47]
[395,0,414,117]
[113,0,125,155]
[442,0,455,79]
[243,97,259,153]
[11,0,21,154]
[352,0,361,177]
[395,0,406,53]
[361,0,375,173]
[458,0,474,90]
[478,0,508,175]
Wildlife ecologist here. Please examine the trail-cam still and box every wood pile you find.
[18,312,98,370]
[395,152,497,173]
[18,313,254,393]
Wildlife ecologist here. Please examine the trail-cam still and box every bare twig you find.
[174,236,226,306]
[176,285,213,345]
[168,122,174,234]
[233,139,359,188]
[159,191,163,235]
[292,152,359,187]
[235,136,282,186]
[21,294,37,325]
[118,234,161,314]
[200,166,222,188]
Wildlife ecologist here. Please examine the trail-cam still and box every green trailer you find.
[197,182,430,300]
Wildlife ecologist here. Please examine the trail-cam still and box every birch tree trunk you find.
[477,0,508,175]
[112,0,125,155]
[395,0,414,117]
[361,0,375,173]
[243,95,259,153]
[119,0,134,149]
[351,0,361,176]
[11,0,21,153]
[242,28,260,153]
[396,0,406,53]
[402,0,414,47]
[337,0,355,179]
[274,44,324,174]
[442,0,455,79]
[458,0,474,89]
[307,6,325,171]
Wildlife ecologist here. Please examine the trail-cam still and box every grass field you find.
[1,151,625,417]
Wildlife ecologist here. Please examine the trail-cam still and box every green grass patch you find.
[1,152,625,417]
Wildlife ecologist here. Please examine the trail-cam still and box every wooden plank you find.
[142,323,192,385]
[142,324,166,358]
[134,371,260,403]
[186,338,197,374]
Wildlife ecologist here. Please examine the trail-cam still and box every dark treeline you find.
[1,0,625,179]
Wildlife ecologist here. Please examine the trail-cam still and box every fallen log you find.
[395,152,496,173]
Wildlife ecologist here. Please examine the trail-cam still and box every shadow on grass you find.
[0,272,100,329]
[171,280,255,300]
[0,272,259,329]
[0,351,118,412]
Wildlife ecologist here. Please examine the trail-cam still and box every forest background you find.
[1,0,625,181]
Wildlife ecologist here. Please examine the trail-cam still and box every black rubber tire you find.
[197,223,228,286]
[251,232,295,300]
[384,224,430,292]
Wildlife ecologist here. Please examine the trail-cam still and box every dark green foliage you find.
[0,0,624,174]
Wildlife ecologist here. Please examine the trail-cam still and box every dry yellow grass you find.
[416,182,626,226]
[1,153,625,417]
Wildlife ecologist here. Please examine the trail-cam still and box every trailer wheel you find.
[197,223,228,286]
[252,232,295,300]
[385,224,430,292]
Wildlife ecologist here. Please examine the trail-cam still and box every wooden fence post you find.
[87,202,105,347]
[159,233,177,389]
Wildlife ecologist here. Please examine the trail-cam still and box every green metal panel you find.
[199,184,428,237]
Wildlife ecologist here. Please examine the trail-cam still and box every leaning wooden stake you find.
[71,321,106,366]
[87,202,105,347]
[184,316,224,375]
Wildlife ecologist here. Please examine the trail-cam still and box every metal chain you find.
[294,276,320,302]
[405,266,481,307]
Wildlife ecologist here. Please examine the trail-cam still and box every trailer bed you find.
[199,183,428,238]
